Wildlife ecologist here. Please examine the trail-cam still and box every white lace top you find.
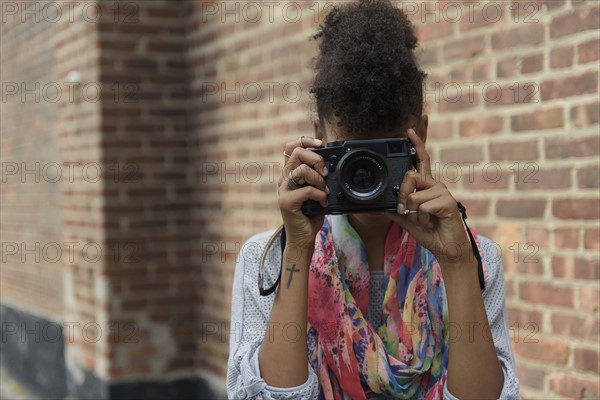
[226,221,520,400]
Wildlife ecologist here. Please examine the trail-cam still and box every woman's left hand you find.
[387,129,472,268]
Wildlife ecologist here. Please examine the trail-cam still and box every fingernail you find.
[397,203,405,214]
[314,139,323,145]
[325,186,330,194]
[322,166,328,176]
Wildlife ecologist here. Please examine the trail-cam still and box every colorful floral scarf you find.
[306,215,488,400]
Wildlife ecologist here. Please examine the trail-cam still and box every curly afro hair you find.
[310,0,426,138]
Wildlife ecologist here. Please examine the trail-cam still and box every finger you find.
[292,164,329,192]
[283,147,328,179]
[408,193,439,229]
[279,184,328,209]
[406,191,442,228]
[405,184,445,217]
[407,129,432,179]
[418,197,449,228]
[282,137,322,174]
[397,170,437,213]
[284,164,328,193]
[284,136,323,158]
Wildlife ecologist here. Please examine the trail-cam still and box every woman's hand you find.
[388,129,472,268]
[277,136,329,250]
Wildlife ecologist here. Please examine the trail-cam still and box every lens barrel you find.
[336,149,389,204]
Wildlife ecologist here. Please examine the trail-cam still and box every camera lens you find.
[349,161,377,190]
[336,150,389,204]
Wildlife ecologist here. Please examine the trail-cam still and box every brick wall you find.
[1,1,598,399]
[1,0,64,321]
[412,1,599,397]
[98,0,197,383]
[191,1,599,398]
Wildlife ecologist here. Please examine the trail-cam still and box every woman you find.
[227,1,519,399]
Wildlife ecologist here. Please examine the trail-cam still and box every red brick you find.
[513,337,569,364]
[417,46,438,67]
[486,82,539,107]
[577,166,600,188]
[545,136,600,159]
[550,45,574,68]
[449,67,468,81]
[459,3,505,32]
[508,0,543,19]
[428,118,454,140]
[459,115,503,137]
[517,254,545,275]
[147,6,181,18]
[550,7,600,38]
[526,226,550,248]
[584,228,600,250]
[579,286,600,313]
[459,198,490,217]
[462,168,510,190]
[515,363,546,391]
[506,307,543,329]
[497,199,547,218]
[511,107,564,131]
[574,347,600,373]
[440,145,483,164]
[579,38,600,64]
[571,102,600,128]
[543,0,566,10]
[477,224,496,239]
[472,62,490,81]
[507,307,544,328]
[554,228,580,249]
[492,24,545,49]
[553,198,600,219]
[540,72,598,100]
[418,21,453,41]
[549,373,600,399]
[552,256,599,280]
[521,54,544,74]
[516,168,571,190]
[147,40,186,53]
[98,38,139,52]
[571,0,589,7]
[497,57,518,78]
[443,37,485,60]
[520,281,574,307]
[489,140,539,161]
[437,91,480,112]
[552,313,599,341]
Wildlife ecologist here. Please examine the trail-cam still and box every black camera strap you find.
[457,201,486,292]
[258,202,485,296]
[258,226,285,296]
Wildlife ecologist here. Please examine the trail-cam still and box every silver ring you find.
[299,135,306,148]
[282,151,291,158]
[403,210,418,215]
[288,171,302,188]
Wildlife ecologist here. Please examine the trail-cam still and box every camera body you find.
[301,137,417,216]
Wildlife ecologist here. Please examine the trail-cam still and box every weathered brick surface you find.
[1,1,598,398]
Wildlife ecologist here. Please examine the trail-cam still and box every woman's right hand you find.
[277,136,329,250]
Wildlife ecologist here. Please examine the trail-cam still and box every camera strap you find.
[258,202,485,297]
[258,225,285,296]
[457,201,486,292]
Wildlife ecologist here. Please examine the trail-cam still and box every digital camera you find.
[301,138,417,216]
